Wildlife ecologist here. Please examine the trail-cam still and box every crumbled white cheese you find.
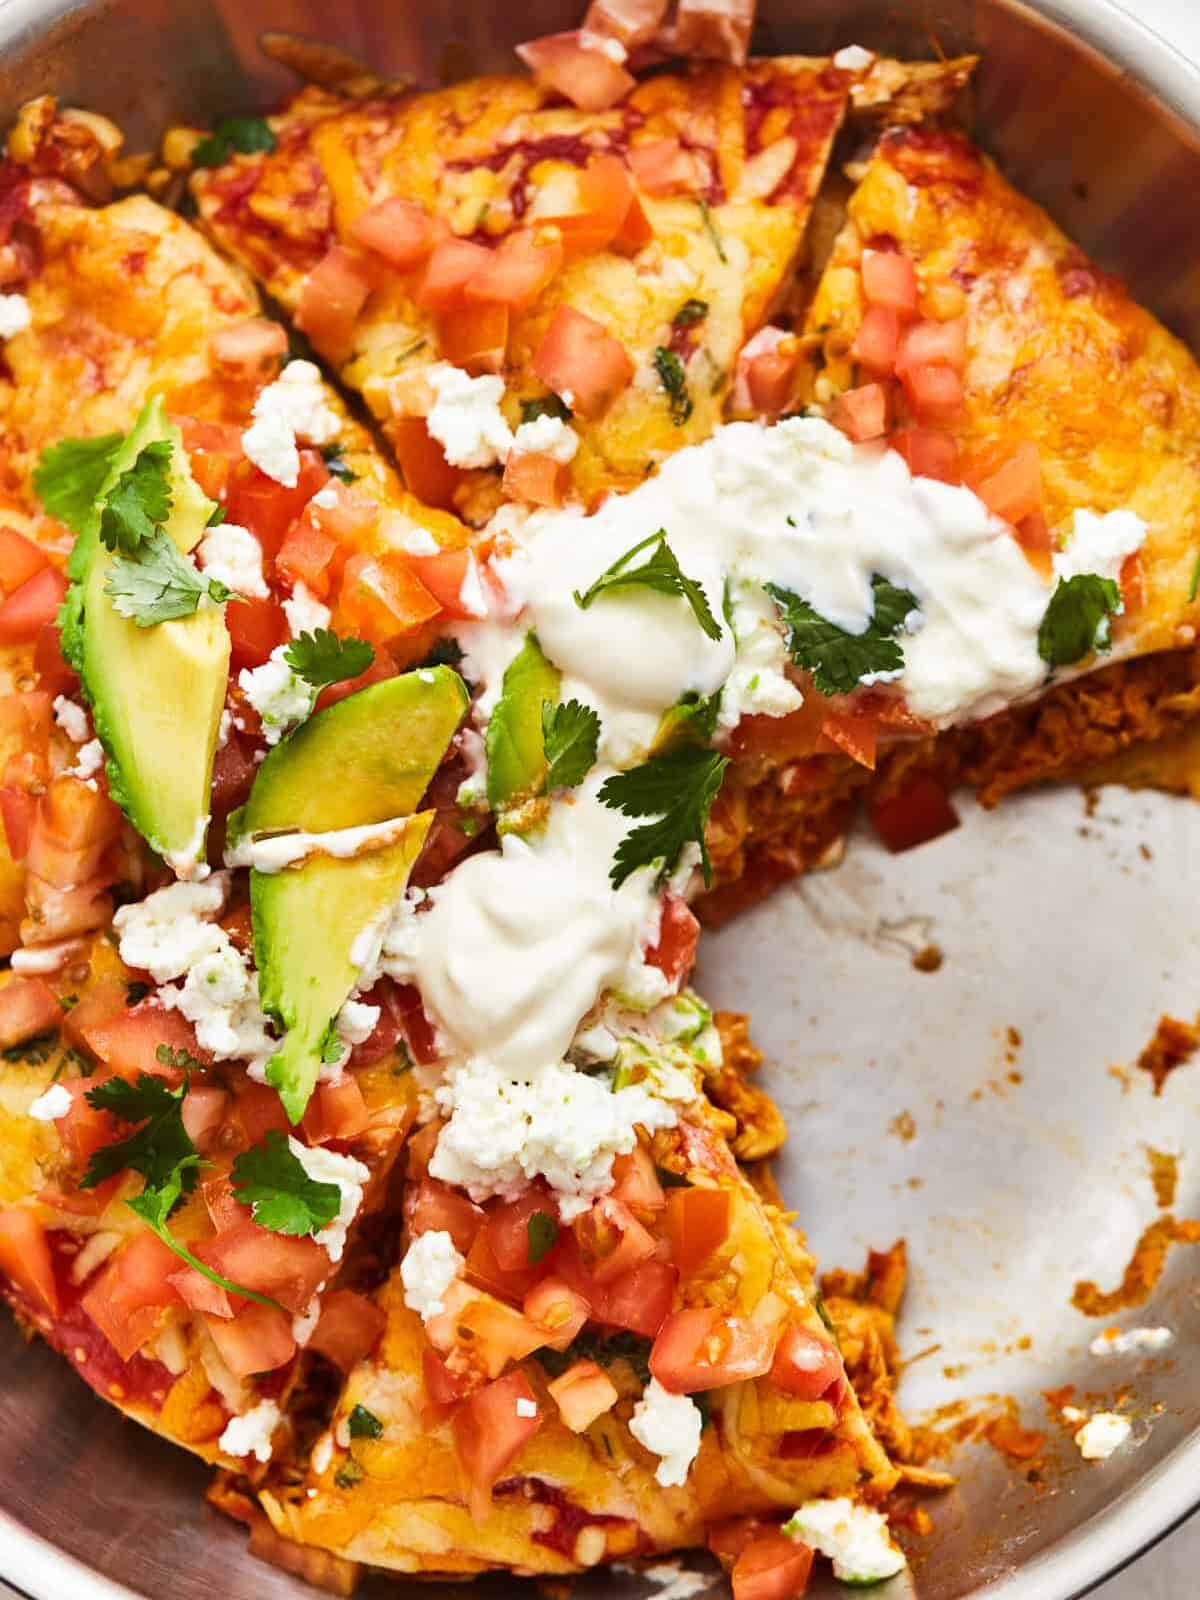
[66,738,104,782]
[197,522,268,599]
[833,43,875,69]
[628,1380,703,1487]
[0,294,31,339]
[288,1137,369,1263]
[1074,1411,1133,1460]
[515,1396,539,1419]
[511,413,579,464]
[400,1228,464,1320]
[11,939,83,974]
[337,998,380,1047]
[239,646,316,744]
[283,581,332,637]
[242,359,340,487]
[717,578,804,731]
[53,696,89,743]
[28,1083,72,1122]
[292,1299,321,1347]
[311,486,339,510]
[425,364,514,468]
[783,1498,906,1584]
[219,1399,282,1463]
[166,942,275,1060]
[1089,1326,1173,1357]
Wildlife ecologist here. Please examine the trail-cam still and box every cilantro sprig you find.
[1037,573,1122,668]
[231,1129,340,1237]
[766,575,918,696]
[192,116,277,169]
[348,1404,383,1440]
[283,628,374,689]
[99,441,174,555]
[33,434,123,534]
[574,531,721,642]
[81,1073,281,1310]
[653,346,693,425]
[598,744,729,889]
[106,530,232,627]
[542,698,600,793]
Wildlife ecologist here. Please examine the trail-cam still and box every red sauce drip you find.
[494,1475,638,1560]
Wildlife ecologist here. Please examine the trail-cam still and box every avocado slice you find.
[228,666,468,847]
[485,632,560,825]
[255,815,433,1122]
[60,397,229,875]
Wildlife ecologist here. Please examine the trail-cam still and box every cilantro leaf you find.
[766,575,918,696]
[672,298,709,330]
[653,346,693,425]
[156,1042,202,1073]
[527,1210,559,1266]
[348,1404,383,1440]
[574,530,721,642]
[283,628,375,689]
[82,1073,198,1192]
[192,116,277,168]
[698,199,727,264]
[598,744,729,889]
[99,439,174,555]
[230,1129,341,1237]
[536,1329,652,1383]
[541,698,600,793]
[1037,574,1122,668]
[33,433,123,535]
[520,394,572,425]
[105,529,231,627]
[320,442,355,482]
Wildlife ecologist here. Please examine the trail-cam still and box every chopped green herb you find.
[230,1129,341,1238]
[766,575,918,696]
[284,628,374,689]
[99,440,174,555]
[1188,550,1200,604]
[526,1210,559,1266]
[1,1030,58,1066]
[574,530,721,642]
[192,116,277,169]
[672,298,709,330]
[536,1329,653,1384]
[653,346,693,425]
[541,698,600,793]
[1037,573,1122,668]
[698,199,727,264]
[598,744,729,889]
[156,1043,202,1073]
[320,442,355,482]
[519,394,573,425]
[417,637,465,671]
[125,980,152,1007]
[58,994,79,1012]
[655,1165,691,1188]
[205,502,227,527]
[319,1023,345,1066]
[105,529,232,627]
[333,1457,365,1489]
[33,433,123,535]
[347,1404,383,1441]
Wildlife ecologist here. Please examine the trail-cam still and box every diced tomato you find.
[465,1226,542,1305]
[708,1517,779,1566]
[436,301,509,377]
[202,1170,246,1233]
[869,775,960,854]
[895,316,967,376]
[557,1240,676,1337]
[452,1369,543,1521]
[502,450,569,507]
[574,1196,657,1285]
[582,0,669,49]
[533,306,634,419]
[523,1275,591,1350]
[81,1003,206,1080]
[0,525,48,593]
[890,426,959,484]
[0,1206,58,1316]
[225,451,330,560]
[972,440,1043,527]
[852,305,900,376]
[427,1281,545,1377]
[828,383,888,443]
[82,1230,181,1361]
[315,649,399,713]
[295,245,373,359]
[818,708,879,770]
[276,518,342,600]
[302,1076,370,1145]
[209,317,288,380]
[423,1345,467,1410]
[54,1076,119,1170]
[1120,550,1145,613]
[404,547,487,622]
[349,197,435,271]
[1013,510,1055,577]
[417,238,494,313]
[0,976,59,1048]
[769,1324,843,1400]
[746,345,799,415]
[26,774,120,888]
[389,416,464,513]
[169,1265,233,1319]
[178,416,244,503]
[547,1358,618,1431]
[649,1307,774,1393]
[611,1146,666,1216]
[466,227,563,310]
[731,1533,815,1600]
[391,983,441,1066]
[407,1178,487,1255]
[196,1222,329,1314]
[0,565,67,646]
[860,249,918,317]
[516,31,636,113]
[206,1300,297,1377]
[32,622,77,696]
[544,155,640,261]
[644,895,699,988]
[181,1084,230,1153]
[336,551,443,640]
[236,1081,291,1147]
[665,1186,731,1277]
[0,786,35,859]
[628,138,700,196]
[308,1288,387,1370]
[901,362,964,422]
[487,1184,559,1274]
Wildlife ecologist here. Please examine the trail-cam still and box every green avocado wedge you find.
[255,815,432,1122]
[58,397,229,874]
[228,666,468,847]
[485,632,560,825]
